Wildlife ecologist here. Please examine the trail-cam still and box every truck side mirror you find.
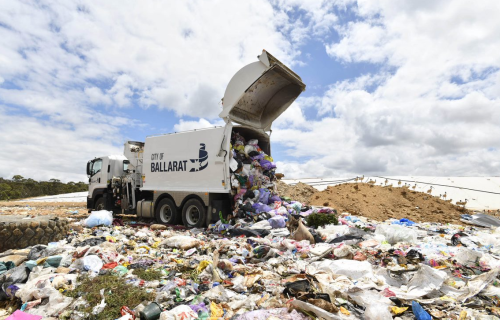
[86,161,91,176]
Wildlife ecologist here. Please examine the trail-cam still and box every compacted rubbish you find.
[1,138,500,319]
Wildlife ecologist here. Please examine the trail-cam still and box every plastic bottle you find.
[412,301,431,320]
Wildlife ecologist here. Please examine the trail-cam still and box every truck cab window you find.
[123,160,130,172]
[92,159,102,176]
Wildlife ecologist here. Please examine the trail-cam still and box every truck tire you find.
[95,197,105,211]
[0,216,69,253]
[155,198,178,225]
[182,199,207,228]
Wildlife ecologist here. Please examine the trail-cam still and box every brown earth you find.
[279,182,471,224]
[0,201,87,218]
[276,181,317,204]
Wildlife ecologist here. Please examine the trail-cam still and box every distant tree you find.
[12,175,24,182]
[0,176,87,201]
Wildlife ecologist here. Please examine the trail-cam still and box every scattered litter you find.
[2,182,500,319]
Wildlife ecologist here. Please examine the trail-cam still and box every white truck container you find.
[86,50,306,227]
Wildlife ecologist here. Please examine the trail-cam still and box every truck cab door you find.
[88,158,108,199]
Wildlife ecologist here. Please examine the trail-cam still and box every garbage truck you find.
[86,50,306,228]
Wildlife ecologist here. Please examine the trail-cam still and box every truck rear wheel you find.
[155,198,178,225]
[182,199,207,228]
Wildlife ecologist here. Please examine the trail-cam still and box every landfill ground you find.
[277,182,473,224]
[1,184,500,320]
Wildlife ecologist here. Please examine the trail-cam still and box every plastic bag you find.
[247,139,259,146]
[307,260,374,280]
[364,303,392,320]
[387,265,447,299]
[258,188,270,204]
[84,210,113,228]
[83,255,103,273]
[375,224,417,244]
[269,216,286,229]
[348,289,393,319]
[411,301,431,320]
[27,245,48,261]
[162,236,200,250]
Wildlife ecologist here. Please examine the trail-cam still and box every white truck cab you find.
[87,50,306,227]
[86,155,127,210]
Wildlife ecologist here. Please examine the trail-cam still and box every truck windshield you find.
[91,159,102,176]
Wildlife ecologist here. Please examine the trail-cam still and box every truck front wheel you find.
[182,199,207,228]
[155,198,178,225]
[95,197,105,211]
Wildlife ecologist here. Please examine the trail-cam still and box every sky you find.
[1,0,500,182]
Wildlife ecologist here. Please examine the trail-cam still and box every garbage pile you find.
[2,205,500,320]
[228,132,283,223]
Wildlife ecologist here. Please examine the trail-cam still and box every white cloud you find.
[0,108,123,182]
[84,87,112,105]
[0,0,307,181]
[273,0,500,178]
[1,0,499,182]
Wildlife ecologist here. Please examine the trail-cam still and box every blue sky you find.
[1,0,500,182]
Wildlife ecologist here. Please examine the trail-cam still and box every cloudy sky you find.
[1,0,499,182]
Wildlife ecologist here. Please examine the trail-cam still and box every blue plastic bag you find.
[412,301,431,320]
[392,218,416,227]
[268,216,286,229]
[252,203,271,213]
[84,210,113,228]
[258,188,270,204]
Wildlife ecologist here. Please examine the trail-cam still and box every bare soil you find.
[279,182,471,224]
[0,201,87,218]
[276,181,317,204]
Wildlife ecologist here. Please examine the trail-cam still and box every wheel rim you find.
[185,205,200,225]
[160,204,173,223]
[96,202,104,210]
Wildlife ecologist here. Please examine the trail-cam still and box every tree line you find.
[0,175,88,201]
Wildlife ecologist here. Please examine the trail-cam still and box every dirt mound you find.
[276,181,317,204]
[306,183,469,224]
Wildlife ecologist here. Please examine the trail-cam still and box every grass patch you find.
[133,268,164,281]
[64,274,156,320]
[305,213,338,229]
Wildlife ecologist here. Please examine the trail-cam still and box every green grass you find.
[132,268,164,281]
[64,274,156,320]
[305,213,338,229]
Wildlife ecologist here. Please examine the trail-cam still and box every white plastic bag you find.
[375,224,417,244]
[159,305,198,320]
[307,260,374,280]
[84,210,113,228]
[161,236,200,250]
[388,265,447,299]
[317,225,349,242]
[249,220,271,230]
[349,289,393,320]
[83,255,103,273]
